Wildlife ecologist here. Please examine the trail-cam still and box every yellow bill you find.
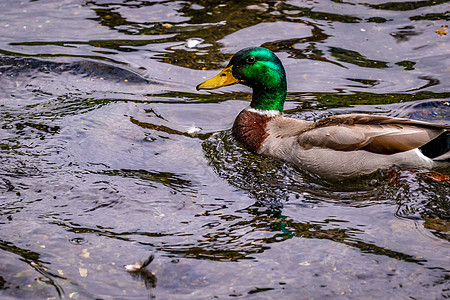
[196,66,239,90]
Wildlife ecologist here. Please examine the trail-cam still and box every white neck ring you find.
[246,107,281,117]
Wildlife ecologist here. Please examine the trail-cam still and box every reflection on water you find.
[0,0,449,299]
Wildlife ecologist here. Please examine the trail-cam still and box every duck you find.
[196,47,450,179]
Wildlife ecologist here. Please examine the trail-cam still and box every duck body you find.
[197,47,450,180]
[233,108,448,178]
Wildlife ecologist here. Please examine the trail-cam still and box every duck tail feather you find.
[420,131,450,160]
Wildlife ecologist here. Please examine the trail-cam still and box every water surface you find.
[0,0,449,299]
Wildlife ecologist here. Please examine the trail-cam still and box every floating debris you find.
[79,249,90,259]
[435,25,448,36]
[124,254,155,272]
[79,268,87,278]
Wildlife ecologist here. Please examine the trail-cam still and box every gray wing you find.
[297,114,448,154]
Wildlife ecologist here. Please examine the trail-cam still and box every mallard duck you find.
[197,47,450,179]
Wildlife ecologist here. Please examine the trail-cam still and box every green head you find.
[197,47,287,112]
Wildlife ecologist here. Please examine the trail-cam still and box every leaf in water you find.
[79,249,90,259]
[435,25,448,36]
[78,268,87,278]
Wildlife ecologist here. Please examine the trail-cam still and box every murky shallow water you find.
[1,0,449,299]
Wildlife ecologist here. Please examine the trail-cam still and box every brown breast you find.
[232,110,272,153]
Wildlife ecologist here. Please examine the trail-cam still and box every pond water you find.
[1,0,449,299]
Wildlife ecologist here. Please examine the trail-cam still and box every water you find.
[0,0,449,299]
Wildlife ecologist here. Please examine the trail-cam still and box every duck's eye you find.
[246,56,256,64]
